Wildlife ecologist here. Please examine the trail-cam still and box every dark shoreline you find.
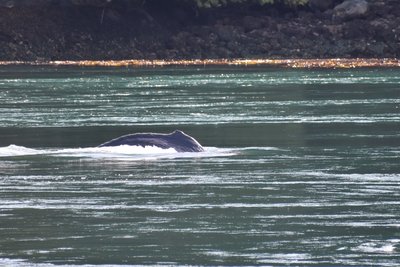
[0,0,399,61]
[1,58,400,69]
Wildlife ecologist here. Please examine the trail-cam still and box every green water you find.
[0,66,399,266]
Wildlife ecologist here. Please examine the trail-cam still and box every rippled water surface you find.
[0,66,400,266]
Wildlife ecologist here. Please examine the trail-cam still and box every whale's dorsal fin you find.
[172,130,185,136]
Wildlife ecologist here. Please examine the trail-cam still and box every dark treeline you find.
[0,0,399,60]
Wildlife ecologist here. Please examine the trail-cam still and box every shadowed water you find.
[0,66,399,266]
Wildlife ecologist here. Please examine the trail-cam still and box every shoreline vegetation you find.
[0,0,399,62]
[1,58,400,68]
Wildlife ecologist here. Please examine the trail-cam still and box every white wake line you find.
[0,144,238,159]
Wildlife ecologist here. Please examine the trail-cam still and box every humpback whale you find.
[98,130,204,152]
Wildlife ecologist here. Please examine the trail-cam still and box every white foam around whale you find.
[0,144,236,160]
[0,144,43,156]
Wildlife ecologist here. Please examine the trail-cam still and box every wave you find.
[0,144,236,160]
[352,239,400,254]
[0,144,43,156]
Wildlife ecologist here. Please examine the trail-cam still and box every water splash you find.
[0,145,235,160]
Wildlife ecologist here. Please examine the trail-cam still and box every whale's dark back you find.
[98,130,204,152]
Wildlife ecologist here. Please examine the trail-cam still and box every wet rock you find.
[309,0,334,12]
[192,26,213,40]
[0,0,14,8]
[215,47,232,58]
[369,18,393,41]
[343,19,368,38]
[366,42,386,57]
[0,31,12,42]
[71,0,112,7]
[0,0,52,8]
[242,16,265,32]
[215,25,238,42]
[334,0,369,21]
[104,9,122,23]
[325,24,344,37]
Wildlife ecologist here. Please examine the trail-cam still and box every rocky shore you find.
[0,0,399,61]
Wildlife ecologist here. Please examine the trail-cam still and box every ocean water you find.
[0,66,399,266]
